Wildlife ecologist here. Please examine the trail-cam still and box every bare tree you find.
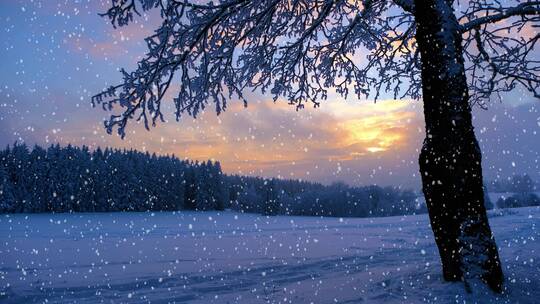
[93,0,540,292]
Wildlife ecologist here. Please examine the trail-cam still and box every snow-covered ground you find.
[1,207,539,303]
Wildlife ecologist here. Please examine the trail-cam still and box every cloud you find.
[67,6,161,60]
[42,94,422,187]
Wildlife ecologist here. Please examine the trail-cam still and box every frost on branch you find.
[92,0,539,137]
[459,1,540,108]
[92,0,419,137]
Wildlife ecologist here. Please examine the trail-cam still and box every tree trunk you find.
[414,0,503,292]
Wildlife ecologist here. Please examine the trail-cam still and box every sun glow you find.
[366,147,386,153]
[340,110,412,154]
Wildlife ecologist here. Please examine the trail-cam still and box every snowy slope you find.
[1,207,539,303]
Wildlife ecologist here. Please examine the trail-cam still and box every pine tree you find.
[263,179,279,216]
[0,165,15,213]
[194,161,214,211]
[29,145,48,212]
[183,164,197,210]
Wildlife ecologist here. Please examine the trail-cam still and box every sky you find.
[0,0,538,189]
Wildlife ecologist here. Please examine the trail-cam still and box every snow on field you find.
[1,207,539,303]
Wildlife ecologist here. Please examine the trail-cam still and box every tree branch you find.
[461,1,540,32]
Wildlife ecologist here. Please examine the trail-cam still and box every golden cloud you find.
[57,97,423,180]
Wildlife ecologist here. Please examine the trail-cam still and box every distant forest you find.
[487,174,538,193]
[0,143,423,217]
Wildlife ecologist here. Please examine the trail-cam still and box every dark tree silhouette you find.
[93,0,540,292]
[1,143,416,218]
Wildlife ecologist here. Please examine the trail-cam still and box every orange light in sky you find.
[56,97,423,182]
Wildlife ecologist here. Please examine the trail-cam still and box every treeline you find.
[0,143,420,217]
[0,143,225,213]
[487,174,538,193]
[485,174,540,209]
[228,177,419,217]
[496,193,540,209]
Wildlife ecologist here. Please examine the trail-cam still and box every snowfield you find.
[1,207,539,304]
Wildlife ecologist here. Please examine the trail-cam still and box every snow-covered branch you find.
[92,0,539,137]
[459,0,540,106]
[93,0,419,137]
[460,1,540,32]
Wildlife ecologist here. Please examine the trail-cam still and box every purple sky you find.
[0,1,538,189]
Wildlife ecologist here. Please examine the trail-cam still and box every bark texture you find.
[414,0,504,292]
